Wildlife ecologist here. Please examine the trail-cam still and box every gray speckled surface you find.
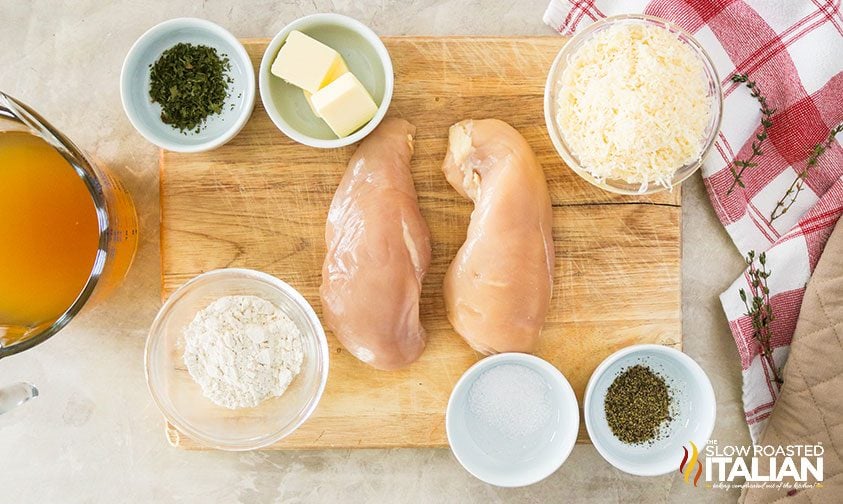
[0,1,748,502]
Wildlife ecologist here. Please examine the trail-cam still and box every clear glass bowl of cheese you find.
[544,14,722,195]
[145,268,329,451]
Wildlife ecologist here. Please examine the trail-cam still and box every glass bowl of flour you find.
[145,268,329,450]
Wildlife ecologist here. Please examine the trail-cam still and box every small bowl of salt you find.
[445,353,579,487]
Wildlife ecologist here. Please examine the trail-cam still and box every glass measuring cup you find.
[0,92,139,413]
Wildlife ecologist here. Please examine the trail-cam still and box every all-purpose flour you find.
[183,295,304,409]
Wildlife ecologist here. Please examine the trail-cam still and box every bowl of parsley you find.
[121,18,256,153]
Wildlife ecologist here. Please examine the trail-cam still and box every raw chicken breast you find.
[320,118,432,370]
[442,119,554,354]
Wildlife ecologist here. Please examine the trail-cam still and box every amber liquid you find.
[0,131,100,338]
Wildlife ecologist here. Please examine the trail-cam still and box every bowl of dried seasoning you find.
[121,18,256,152]
[584,344,716,476]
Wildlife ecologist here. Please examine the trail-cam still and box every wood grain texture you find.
[161,37,682,450]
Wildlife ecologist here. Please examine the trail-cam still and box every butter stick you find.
[271,30,349,94]
[310,73,378,138]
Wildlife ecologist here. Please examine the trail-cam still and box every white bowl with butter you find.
[259,14,393,148]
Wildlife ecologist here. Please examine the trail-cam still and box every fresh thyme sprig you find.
[739,251,783,389]
[727,74,776,195]
[770,122,843,222]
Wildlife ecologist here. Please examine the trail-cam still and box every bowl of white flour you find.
[145,268,329,450]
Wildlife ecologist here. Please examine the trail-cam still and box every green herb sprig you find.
[727,74,775,195]
[149,42,232,134]
[770,123,843,222]
[739,251,783,389]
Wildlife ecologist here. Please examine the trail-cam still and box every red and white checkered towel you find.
[544,0,843,442]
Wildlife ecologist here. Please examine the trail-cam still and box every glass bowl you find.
[145,268,329,450]
[543,14,723,195]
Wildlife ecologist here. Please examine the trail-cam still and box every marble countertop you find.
[0,1,748,502]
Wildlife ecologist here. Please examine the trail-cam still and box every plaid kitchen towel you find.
[544,0,843,442]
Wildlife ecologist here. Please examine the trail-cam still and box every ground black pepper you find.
[604,364,672,445]
[148,42,232,133]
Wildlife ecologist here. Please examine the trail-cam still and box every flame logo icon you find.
[679,441,703,487]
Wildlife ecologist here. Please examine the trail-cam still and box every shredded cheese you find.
[555,22,712,191]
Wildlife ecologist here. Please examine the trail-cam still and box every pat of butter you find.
[303,90,319,116]
[271,31,348,93]
[310,73,378,138]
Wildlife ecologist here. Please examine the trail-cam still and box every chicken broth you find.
[0,131,99,343]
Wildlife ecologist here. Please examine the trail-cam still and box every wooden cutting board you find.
[160,37,682,449]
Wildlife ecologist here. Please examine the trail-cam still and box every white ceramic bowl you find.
[258,13,393,148]
[445,353,579,487]
[121,18,256,152]
[584,344,716,476]
[145,268,329,451]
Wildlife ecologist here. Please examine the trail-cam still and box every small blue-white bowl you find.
[446,353,579,487]
[584,344,716,476]
[121,18,256,152]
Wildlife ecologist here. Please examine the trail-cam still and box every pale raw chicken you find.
[320,118,432,370]
[442,119,555,354]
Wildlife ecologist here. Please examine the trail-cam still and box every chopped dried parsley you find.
[148,42,232,133]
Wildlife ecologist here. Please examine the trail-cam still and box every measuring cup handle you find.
[0,382,39,415]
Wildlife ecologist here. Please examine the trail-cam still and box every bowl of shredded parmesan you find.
[544,14,722,194]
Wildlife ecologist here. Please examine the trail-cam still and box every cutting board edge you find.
[158,148,168,304]
[165,423,618,450]
[238,35,566,45]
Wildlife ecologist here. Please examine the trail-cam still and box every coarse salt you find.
[468,363,552,439]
